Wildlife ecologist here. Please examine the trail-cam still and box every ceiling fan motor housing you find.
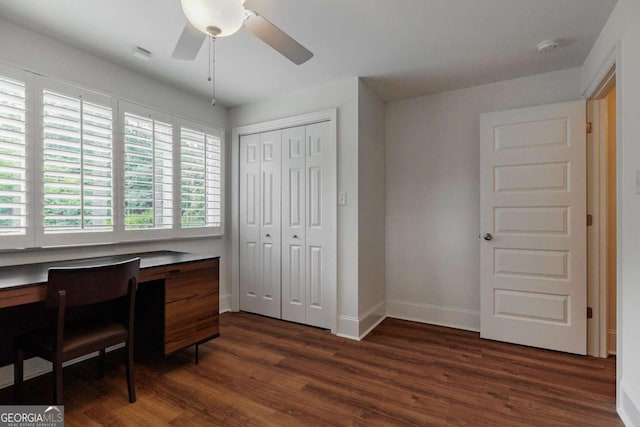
[181,0,246,37]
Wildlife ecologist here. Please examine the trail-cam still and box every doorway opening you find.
[586,66,617,358]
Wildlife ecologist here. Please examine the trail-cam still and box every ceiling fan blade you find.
[244,12,313,65]
[172,22,207,60]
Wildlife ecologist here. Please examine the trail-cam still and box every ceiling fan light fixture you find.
[180,0,246,37]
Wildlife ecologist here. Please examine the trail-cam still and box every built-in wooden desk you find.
[0,251,220,364]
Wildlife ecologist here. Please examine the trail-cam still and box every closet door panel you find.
[259,130,282,318]
[239,134,261,313]
[305,121,333,329]
[281,126,306,323]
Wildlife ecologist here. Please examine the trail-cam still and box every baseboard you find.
[219,293,232,313]
[339,300,479,340]
[619,381,640,427]
[0,343,124,390]
[336,301,387,341]
[386,300,480,332]
[336,315,360,340]
[358,301,386,339]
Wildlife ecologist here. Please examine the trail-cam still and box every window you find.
[42,89,113,234]
[0,64,225,250]
[123,109,173,232]
[0,75,27,239]
[180,125,222,233]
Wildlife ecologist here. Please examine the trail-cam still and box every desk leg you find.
[14,347,23,403]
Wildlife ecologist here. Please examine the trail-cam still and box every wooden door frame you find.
[586,65,617,359]
[231,109,338,334]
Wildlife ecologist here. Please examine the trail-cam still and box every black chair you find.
[14,258,140,405]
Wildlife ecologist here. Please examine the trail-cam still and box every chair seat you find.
[19,320,128,359]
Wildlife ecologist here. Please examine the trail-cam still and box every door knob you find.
[483,233,493,241]
[265,233,271,238]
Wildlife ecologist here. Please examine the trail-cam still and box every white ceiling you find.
[0,0,616,107]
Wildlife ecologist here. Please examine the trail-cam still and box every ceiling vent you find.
[132,46,152,61]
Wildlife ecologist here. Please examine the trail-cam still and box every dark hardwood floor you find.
[2,312,620,426]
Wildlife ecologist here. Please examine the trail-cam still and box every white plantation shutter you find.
[123,110,173,231]
[0,75,27,239]
[0,64,226,250]
[180,126,222,231]
[42,89,113,234]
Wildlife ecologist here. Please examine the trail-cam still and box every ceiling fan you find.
[172,0,314,65]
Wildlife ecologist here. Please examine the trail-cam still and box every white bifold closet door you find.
[240,121,332,329]
[239,130,282,319]
[301,122,332,328]
[281,126,306,323]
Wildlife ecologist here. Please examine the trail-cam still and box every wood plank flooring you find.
[1,312,620,426]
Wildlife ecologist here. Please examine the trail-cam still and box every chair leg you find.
[14,347,24,403]
[52,357,63,405]
[126,344,136,403]
[98,349,106,379]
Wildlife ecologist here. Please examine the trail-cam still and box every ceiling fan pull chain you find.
[211,35,216,106]
[207,34,216,106]
[207,35,211,82]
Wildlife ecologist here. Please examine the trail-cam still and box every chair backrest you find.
[46,258,140,309]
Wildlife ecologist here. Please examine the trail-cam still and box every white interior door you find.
[258,130,282,318]
[239,131,282,318]
[480,100,587,355]
[281,125,306,323]
[239,133,261,314]
[305,121,333,329]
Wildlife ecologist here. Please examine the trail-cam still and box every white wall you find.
[357,79,386,336]
[582,1,640,424]
[229,78,361,337]
[385,67,583,331]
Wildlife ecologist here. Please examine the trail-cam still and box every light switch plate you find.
[338,192,347,206]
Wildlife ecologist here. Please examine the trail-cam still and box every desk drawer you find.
[165,259,218,277]
[165,261,218,304]
[139,266,166,283]
[165,292,219,354]
[164,259,219,355]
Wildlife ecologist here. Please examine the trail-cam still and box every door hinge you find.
[586,121,593,134]
[587,214,593,226]
[587,307,593,319]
